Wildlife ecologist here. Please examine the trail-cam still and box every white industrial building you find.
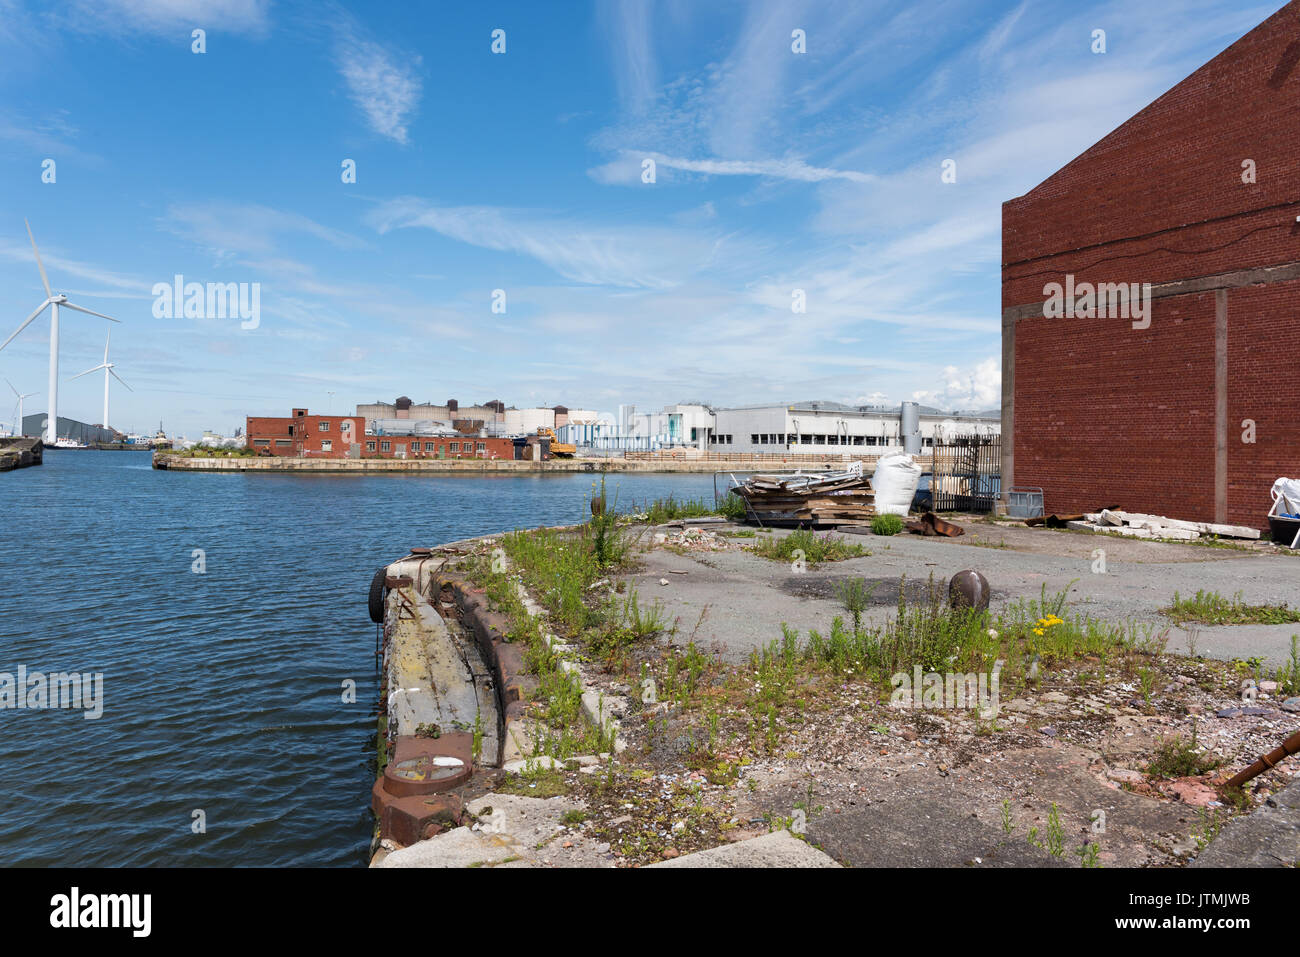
[711,401,998,454]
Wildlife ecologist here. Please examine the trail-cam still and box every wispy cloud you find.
[64,0,271,36]
[161,202,367,258]
[589,151,875,185]
[334,22,422,144]
[597,0,658,114]
[367,197,725,289]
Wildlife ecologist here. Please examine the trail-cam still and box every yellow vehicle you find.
[537,427,575,457]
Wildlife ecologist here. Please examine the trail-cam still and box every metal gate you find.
[930,435,1001,513]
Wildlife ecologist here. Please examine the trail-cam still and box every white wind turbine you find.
[6,379,36,437]
[0,220,120,444]
[69,329,131,431]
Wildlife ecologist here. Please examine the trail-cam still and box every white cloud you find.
[589,151,875,185]
[366,198,724,289]
[913,357,1001,411]
[65,0,270,35]
[161,202,367,258]
[335,28,422,144]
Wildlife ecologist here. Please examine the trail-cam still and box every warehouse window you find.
[366,441,376,451]
[476,442,486,452]
[275,439,291,447]
[253,439,269,446]
[450,442,460,452]
[321,440,332,451]
[319,421,330,431]
[381,441,390,452]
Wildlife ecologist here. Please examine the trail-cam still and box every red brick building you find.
[245,408,514,460]
[246,409,366,458]
[1002,1,1300,528]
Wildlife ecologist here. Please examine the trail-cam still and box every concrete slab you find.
[625,523,1300,667]
[646,830,840,868]
[1191,775,1300,867]
[374,794,587,868]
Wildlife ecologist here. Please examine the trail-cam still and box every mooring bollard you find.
[949,569,990,611]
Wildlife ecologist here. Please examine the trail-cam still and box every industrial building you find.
[246,408,367,457]
[711,402,998,455]
[553,401,998,454]
[1001,1,1300,527]
[355,396,598,440]
[356,396,506,431]
[21,414,120,445]
[246,407,514,459]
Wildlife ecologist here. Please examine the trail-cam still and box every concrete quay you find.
[153,452,870,474]
[0,437,42,471]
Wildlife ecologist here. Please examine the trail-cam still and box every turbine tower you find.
[5,380,36,437]
[0,221,120,444]
[69,329,131,431]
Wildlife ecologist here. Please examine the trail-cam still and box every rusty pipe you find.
[1225,726,1300,790]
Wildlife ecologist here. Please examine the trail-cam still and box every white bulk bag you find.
[872,452,922,516]
[1271,478,1300,517]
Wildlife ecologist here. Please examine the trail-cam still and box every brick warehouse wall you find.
[1002,1,1300,529]
[246,412,366,458]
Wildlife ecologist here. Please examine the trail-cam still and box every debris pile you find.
[732,463,875,526]
[657,527,729,552]
[1063,509,1260,542]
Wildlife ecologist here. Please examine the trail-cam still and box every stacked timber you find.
[734,464,874,526]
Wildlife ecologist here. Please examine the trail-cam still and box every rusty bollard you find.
[949,569,990,612]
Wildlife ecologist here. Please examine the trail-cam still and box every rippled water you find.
[0,451,716,867]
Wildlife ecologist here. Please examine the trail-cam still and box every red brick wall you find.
[245,412,365,458]
[1012,293,1217,519]
[358,435,514,459]
[1225,280,1300,525]
[1003,2,1300,529]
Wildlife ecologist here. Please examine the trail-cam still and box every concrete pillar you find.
[1000,307,1015,509]
[1215,289,1228,524]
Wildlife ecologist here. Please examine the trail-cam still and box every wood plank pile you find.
[1067,509,1260,542]
[734,466,875,525]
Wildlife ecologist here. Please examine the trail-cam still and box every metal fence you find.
[930,435,1001,513]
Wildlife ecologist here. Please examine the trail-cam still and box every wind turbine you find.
[0,220,120,444]
[5,380,36,437]
[69,329,131,431]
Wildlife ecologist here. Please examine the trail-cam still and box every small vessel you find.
[51,437,88,449]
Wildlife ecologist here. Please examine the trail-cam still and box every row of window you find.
[364,440,487,453]
[707,433,937,448]
[252,438,487,453]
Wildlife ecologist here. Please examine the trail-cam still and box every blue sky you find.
[0,0,1276,437]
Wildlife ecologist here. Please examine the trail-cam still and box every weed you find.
[870,514,904,536]
[835,577,876,632]
[1147,726,1222,779]
[749,529,868,565]
[1162,590,1300,626]
[1045,803,1066,858]
[1277,635,1300,698]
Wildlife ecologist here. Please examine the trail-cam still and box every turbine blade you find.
[61,301,120,322]
[69,364,106,381]
[104,328,111,362]
[4,379,16,398]
[25,219,52,299]
[109,368,132,391]
[0,300,52,353]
